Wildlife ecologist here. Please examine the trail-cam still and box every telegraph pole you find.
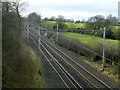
[38,27,41,46]
[38,27,42,74]
[26,26,30,44]
[0,1,2,90]
[102,27,105,71]
[57,24,59,44]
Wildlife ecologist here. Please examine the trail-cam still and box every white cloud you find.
[40,10,116,20]
[22,0,116,5]
[22,0,118,6]
[21,0,119,20]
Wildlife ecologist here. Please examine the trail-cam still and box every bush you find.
[105,28,115,39]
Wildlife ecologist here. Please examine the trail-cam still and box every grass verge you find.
[2,43,45,88]
[61,32,119,84]
[83,57,119,84]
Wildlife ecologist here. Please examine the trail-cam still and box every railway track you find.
[28,30,84,89]
[41,37,112,89]
[27,29,113,89]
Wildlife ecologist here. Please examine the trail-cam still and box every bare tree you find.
[87,15,105,30]
[2,0,27,18]
[2,1,12,14]
[57,15,65,21]
[12,0,27,17]
[106,14,118,25]
[28,12,41,25]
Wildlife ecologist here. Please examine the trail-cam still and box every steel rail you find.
[28,30,83,89]
[27,29,112,89]
[41,37,112,89]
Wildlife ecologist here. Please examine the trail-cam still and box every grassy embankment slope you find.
[63,32,118,48]
[3,44,45,88]
[2,11,45,88]
[62,32,119,83]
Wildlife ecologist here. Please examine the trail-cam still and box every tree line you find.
[2,0,25,88]
[2,1,22,53]
[24,10,119,40]
[42,14,118,40]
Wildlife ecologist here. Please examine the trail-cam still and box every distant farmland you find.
[41,21,85,29]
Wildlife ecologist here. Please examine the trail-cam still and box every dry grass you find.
[84,58,119,83]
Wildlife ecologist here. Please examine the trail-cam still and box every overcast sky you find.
[21,0,119,21]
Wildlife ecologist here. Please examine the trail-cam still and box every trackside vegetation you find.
[46,31,119,83]
[3,44,45,88]
[61,32,118,64]
[2,1,45,88]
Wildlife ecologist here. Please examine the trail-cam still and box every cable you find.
[26,23,120,65]
[86,35,118,50]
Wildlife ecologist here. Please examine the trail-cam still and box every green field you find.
[63,32,118,49]
[65,22,85,29]
[41,21,56,27]
[42,21,85,29]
